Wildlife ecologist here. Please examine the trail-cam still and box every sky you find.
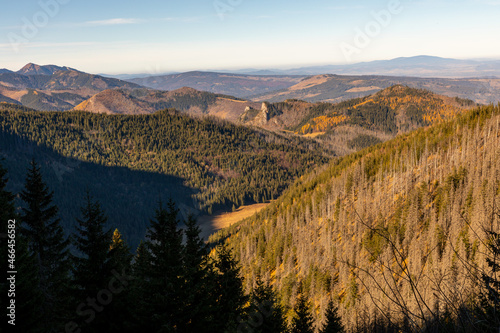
[0,0,499,74]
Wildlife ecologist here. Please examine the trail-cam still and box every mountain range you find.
[101,56,500,79]
[223,55,500,77]
[0,63,140,110]
[2,58,500,331]
[250,74,500,104]
[0,83,479,245]
[126,71,500,105]
[127,71,305,98]
[2,61,500,115]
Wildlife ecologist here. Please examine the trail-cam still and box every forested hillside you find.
[295,85,474,135]
[241,86,475,155]
[211,104,500,331]
[0,103,329,246]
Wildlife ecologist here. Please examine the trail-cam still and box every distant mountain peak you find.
[171,86,200,94]
[17,63,75,76]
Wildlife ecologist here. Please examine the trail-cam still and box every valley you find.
[3,0,500,330]
[1,59,500,333]
[0,103,330,248]
[196,202,271,239]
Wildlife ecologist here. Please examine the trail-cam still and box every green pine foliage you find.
[13,233,44,332]
[212,243,248,332]
[109,228,132,271]
[290,291,315,333]
[319,300,344,333]
[180,215,214,332]
[70,193,114,331]
[72,193,113,292]
[244,276,287,333]
[139,200,185,330]
[19,159,71,331]
[477,215,500,332]
[129,201,250,332]
[0,106,330,247]
[130,240,154,330]
[2,96,500,332]
[0,162,43,332]
[107,228,134,333]
[0,107,329,213]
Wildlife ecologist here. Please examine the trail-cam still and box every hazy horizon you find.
[2,54,500,77]
[1,0,500,74]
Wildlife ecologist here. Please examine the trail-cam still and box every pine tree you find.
[71,193,113,331]
[319,300,344,333]
[212,243,248,332]
[107,228,134,333]
[245,276,287,333]
[130,240,154,331]
[19,159,70,331]
[132,240,152,282]
[290,291,315,333]
[72,193,113,292]
[478,207,500,332]
[179,215,213,333]
[142,199,184,331]
[13,233,44,332]
[1,162,43,332]
[109,228,132,272]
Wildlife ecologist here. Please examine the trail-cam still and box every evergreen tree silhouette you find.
[319,300,344,333]
[19,160,70,331]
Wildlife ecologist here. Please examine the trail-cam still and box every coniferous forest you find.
[0,102,499,332]
[0,158,341,333]
[0,104,330,248]
[2,0,500,330]
[212,104,500,332]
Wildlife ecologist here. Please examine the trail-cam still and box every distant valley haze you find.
[3,55,500,79]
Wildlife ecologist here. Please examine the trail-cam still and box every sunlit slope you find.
[211,104,500,329]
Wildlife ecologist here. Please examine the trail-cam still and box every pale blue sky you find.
[0,0,499,74]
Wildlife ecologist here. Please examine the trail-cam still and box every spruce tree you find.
[108,228,134,333]
[132,240,152,282]
[290,291,315,333]
[19,159,70,331]
[212,243,248,332]
[478,218,500,332]
[130,240,154,331]
[179,215,213,333]
[14,233,44,332]
[109,228,132,272]
[319,300,344,333]
[72,193,113,293]
[245,276,287,333]
[71,193,113,331]
[0,162,43,332]
[143,199,184,331]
